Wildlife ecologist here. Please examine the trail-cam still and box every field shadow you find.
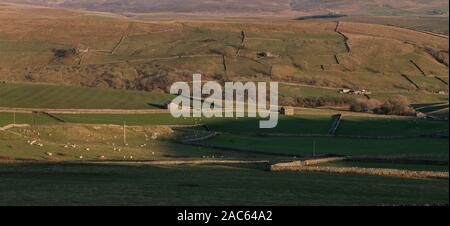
[147,103,166,109]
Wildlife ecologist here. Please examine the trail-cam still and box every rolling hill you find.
[0,3,448,106]
[2,0,449,16]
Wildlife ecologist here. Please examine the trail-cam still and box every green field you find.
[371,92,449,104]
[3,112,447,137]
[57,113,198,126]
[54,114,333,134]
[0,112,59,126]
[0,83,173,109]
[336,116,449,137]
[200,135,448,157]
[0,163,447,206]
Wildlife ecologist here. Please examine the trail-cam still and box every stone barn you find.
[280,106,294,116]
[164,100,191,112]
[164,101,179,111]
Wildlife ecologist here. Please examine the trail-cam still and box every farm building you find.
[415,112,427,119]
[257,52,279,58]
[164,100,191,112]
[339,89,371,95]
[76,44,89,54]
[280,106,294,115]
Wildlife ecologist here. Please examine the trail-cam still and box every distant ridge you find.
[1,0,448,16]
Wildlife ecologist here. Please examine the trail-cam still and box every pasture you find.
[199,135,449,157]
[0,82,172,109]
[0,112,59,126]
[0,163,447,206]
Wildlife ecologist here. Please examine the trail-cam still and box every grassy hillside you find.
[0,4,447,104]
[341,16,450,35]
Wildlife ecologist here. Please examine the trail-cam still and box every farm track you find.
[0,106,416,119]
[181,132,219,143]
[111,35,127,55]
[110,22,133,55]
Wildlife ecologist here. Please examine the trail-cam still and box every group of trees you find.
[52,48,76,59]
[350,96,416,116]
[280,95,416,116]
[279,96,354,108]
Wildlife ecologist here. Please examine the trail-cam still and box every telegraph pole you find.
[13,112,16,127]
[123,121,127,145]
